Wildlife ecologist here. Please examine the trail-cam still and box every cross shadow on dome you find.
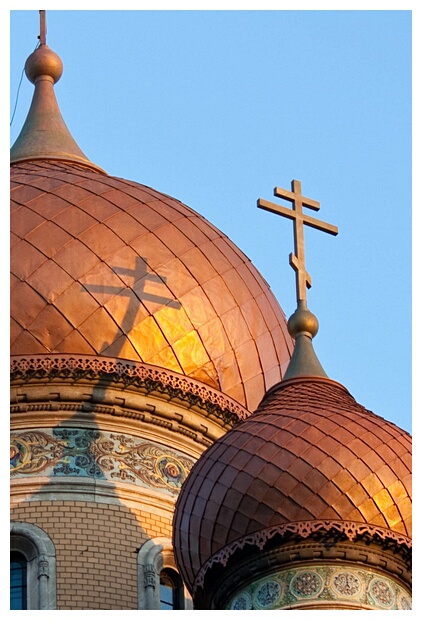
[85,256,182,313]
[82,255,181,357]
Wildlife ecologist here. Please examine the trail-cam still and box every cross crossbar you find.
[257,179,338,305]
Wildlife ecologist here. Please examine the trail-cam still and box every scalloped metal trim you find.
[10,355,249,423]
[194,520,412,590]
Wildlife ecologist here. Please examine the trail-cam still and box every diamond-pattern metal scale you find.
[173,377,412,591]
[10,161,293,412]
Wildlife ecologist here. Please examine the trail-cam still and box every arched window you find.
[137,537,192,610]
[10,522,57,610]
[10,551,27,610]
[159,568,183,610]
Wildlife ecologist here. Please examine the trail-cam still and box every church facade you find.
[10,12,411,610]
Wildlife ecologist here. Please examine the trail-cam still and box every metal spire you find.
[10,10,105,173]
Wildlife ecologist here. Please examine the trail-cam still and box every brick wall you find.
[11,500,173,610]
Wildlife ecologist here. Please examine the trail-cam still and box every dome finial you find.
[10,10,105,173]
[24,10,63,86]
[258,179,338,379]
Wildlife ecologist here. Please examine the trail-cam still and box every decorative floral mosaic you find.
[227,564,411,610]
[10,428,193,495]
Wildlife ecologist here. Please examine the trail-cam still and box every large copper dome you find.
[173,375,412,593]
[11,159,293,412]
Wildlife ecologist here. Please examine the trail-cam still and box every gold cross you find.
[258,180,338,305]
[39,10,47,46]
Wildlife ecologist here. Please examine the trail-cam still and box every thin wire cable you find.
[10,67,25,128]
[10,40,40,128]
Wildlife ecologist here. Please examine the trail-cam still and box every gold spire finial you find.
[258,180,338,380]
[39,10,47,46]
[258,180,338,306]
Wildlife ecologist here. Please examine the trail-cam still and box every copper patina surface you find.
[11,161,293,412]
[173,375,411,591]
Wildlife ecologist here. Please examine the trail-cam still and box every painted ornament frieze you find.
[227,565,411,610]
[10,428,193,495]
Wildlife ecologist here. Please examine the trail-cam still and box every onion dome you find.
[173,193,412,609]
[173,374,411,605]
[10,34,293,414]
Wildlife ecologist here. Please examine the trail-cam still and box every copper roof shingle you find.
[173,375,412,592]
[10,160,293,412]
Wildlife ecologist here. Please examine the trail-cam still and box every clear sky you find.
[8,7,412,433]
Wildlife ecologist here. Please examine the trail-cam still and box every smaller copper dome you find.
[173,376,412,592]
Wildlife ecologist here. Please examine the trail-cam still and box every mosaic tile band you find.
[10,428,194,495]
[227,564,411,610]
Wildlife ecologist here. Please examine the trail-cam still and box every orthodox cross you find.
[39,10,47,46]
[258,180,338,305]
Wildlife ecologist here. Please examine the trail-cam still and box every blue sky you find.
[8,7,412,433]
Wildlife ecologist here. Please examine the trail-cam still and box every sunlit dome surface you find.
[173,376,412,593]
[11,160,293,412]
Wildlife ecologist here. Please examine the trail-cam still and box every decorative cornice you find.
[194,520,412,591]
[10,355,249,425]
